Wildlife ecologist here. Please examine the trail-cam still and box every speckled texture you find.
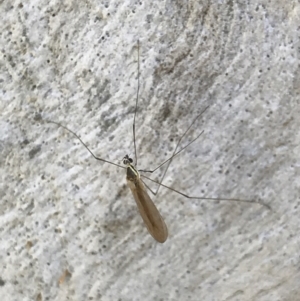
[1,1,300,300]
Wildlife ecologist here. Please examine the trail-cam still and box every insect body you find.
[44,41,270,244]
[124,155,168,243]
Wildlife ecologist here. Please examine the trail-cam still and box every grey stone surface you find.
[1,1,300,300]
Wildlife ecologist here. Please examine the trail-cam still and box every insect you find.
[45,41,270,243]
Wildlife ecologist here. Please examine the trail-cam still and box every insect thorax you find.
[126,164,139,182]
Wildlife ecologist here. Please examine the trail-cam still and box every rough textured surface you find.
[1,1,300,300]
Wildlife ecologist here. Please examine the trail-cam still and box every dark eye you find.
[129,158,133,163]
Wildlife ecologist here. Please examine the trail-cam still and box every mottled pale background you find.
[1,1,300,300]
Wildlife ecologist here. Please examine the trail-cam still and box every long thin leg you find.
[140,105,210,195]
[141,178,157,196]
[133,40,140,167]
[45,120,125,169]
[141,174,271,210]
[139,130,204,174]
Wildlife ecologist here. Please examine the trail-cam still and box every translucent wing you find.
[127,177,168,243]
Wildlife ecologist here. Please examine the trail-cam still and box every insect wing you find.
[127,178,168,243]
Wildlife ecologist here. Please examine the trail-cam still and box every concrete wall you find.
[1,1,299,300]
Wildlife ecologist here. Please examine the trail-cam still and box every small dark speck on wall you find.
[0,277,5,286]
[29,145,41,159]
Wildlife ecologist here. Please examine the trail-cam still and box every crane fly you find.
[44,41,270,243]
[124,154,168,243]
